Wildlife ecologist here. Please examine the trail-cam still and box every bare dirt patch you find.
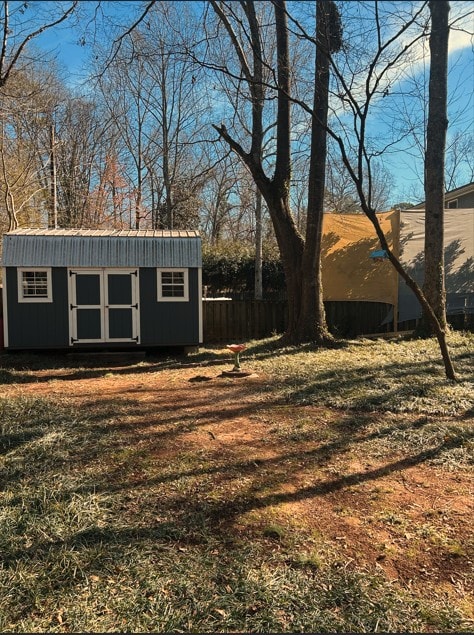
[5,357,473,618]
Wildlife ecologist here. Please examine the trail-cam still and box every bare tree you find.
[93,1,214,230]
[0,1,77,88]
[285,1,457,379]
[0,1,78,230]
[95,40,150,229]
[205,0,340,343]
[0,118,45,230]
[445,132,474,191]
[299,0,342,340]
[0,63,63,230]
[379,2,473,202]
[53,96,113,228]
[421,0,450,332]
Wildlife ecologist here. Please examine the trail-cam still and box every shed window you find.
[157,269,189,302]
[447,199,458,209]
[18,268,52,302]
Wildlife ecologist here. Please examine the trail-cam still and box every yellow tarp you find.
[321,211,399,305]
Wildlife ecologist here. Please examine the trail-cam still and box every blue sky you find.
[24,1,474,206]
[31,1,144,84]
[382,43,473,203]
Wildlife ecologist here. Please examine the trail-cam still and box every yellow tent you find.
[321,211,399,306]
[321,208,473,326]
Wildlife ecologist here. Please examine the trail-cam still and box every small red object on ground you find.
[226,344,247,354]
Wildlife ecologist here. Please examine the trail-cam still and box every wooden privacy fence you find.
[202,299,394,343]
[203,299,288,343]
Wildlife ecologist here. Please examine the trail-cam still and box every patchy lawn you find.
[0,332,473,632]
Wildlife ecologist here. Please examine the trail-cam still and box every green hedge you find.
[202,250,285,299]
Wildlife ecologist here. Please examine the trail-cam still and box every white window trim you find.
[17,267,53,303]
[157,268,189,302]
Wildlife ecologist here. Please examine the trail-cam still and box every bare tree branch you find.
[0,1,78,87]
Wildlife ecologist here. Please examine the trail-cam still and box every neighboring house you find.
[396,208,474,323]
[412,182,474,209]
[1,229,202,352]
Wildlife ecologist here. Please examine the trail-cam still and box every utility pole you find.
[49,115,58,229]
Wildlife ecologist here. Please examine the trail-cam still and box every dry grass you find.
[247,331,473,415]
[0,331,472,632]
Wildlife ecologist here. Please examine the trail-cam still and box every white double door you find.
[69,268,139,344]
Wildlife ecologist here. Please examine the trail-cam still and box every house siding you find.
[451,191,474,208]
[5,266,201,350]
[5,267,70,349]
[411,183,474,209]
[139,268,200,346]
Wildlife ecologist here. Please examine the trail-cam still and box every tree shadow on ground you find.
[4,427,470,569]
[2,362,472,635]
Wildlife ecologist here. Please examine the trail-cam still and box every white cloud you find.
[448,2,474,53]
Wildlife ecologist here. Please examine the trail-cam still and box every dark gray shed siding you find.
[5,267,70,349]
[5,266,201,349]
[139,268,200,346]
[2,230,202,350]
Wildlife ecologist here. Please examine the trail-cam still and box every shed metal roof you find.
[6,229,200,238]
[2,229,202,268]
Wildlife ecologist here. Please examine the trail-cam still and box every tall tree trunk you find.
[254,189,263,300]
[1,122,18,230]
[364,210,456,380]
[421,0,450,333]
[254,170,305,339]
[298,0,340,342]
[160,44,173,229]
[311,0,457,380]
[211,0,332,344]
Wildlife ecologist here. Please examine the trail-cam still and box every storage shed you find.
[1,229,202,352]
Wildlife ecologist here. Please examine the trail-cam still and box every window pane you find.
[22,271,49,297]
[172,272,184,284]
[158,269,188,301]
[162,285,184,297]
